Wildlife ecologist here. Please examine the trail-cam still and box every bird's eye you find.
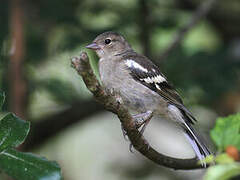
[104,39,111,44]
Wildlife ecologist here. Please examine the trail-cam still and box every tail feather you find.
[167,104,212,167]
[183,122,211,167]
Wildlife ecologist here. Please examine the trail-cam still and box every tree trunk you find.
[9,0,27,119]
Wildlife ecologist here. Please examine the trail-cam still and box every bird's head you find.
[86,31,132,58]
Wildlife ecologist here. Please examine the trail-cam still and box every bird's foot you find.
[133,110,153,135]
[121,111,153,152]
[127,111,153,152]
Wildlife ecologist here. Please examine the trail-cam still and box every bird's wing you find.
[123,53,196,124]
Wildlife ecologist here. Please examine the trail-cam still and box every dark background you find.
[0,0,240,179]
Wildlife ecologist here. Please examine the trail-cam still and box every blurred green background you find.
[1,0,240,179]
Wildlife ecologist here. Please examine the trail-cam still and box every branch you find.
[23,100,104,150]
[159,0,218,61]
[71,52,204,170]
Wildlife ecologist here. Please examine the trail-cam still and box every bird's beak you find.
[85,42,101,50]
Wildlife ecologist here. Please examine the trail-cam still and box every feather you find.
[123,52,196,124]
[168,104,211,165]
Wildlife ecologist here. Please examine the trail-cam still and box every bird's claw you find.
[121,111,153,152]
[133,111,153,132]
[121,124,128,141]
[129,137,150,153]
[129,143,134,153]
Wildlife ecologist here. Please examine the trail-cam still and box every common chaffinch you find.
[86,31,211,166]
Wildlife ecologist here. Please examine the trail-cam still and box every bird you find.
[86,31,211,166]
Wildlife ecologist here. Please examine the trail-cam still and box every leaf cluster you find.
[204,113,240,180]
[0,91,62,180]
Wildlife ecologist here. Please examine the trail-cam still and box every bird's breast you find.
[98,58,168,114]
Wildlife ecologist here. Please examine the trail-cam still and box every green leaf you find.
[210,113,240,151]
[0,113,30,152]
[0,148,62,180]
[204,163,240,180]
[0,91,5,110]
[215,153,234,164]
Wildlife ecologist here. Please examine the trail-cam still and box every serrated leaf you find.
[0,91,5,110]
[0,148,62,180]
[204,163,240,180]
[210,113,240,151]
[0,113,30,152]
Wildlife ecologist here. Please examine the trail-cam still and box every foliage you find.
[204,163,240,180]
[211,113,240,151]
[0,92,62,180]
[0,91,4,110]
[162,48,240,105]
[1,0,240,179]
[1,0,240,114]
[204,114,240,180]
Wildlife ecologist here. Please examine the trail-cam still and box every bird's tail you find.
[183,121,212,167]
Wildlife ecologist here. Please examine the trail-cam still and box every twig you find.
[71,52,204,170]
[159,0,218,61]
